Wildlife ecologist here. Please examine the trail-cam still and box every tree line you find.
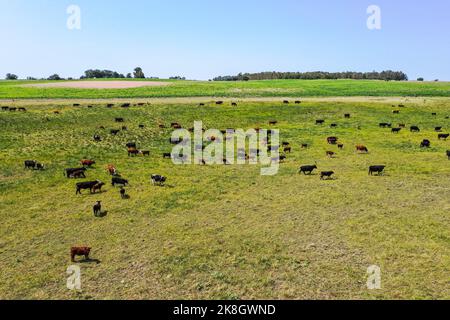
[213,70,408,81]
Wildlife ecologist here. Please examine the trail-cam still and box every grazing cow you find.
[330,123,338,128]
[282,142,290,146]
[2,106,9,111]
[137,103,145,106]
[151,175,167,186]
[9,107,17,111]
[24,160,37,169]
[65,167,87,178]
[398,104,405,108]
[410,126,420,132]
[121,103,131,108]
[93,201,102,217]
[420,139,431,148]
[107,164,117,175]
[199,103,205,106]
[122,126,128,131]
[139,124,145,129]
[34,163,45,170]
[107,104,114,108]
[87,105,93,108]
[338,144,344,150]
[344,114,351,118]
[398,123,406,128]
[73,104,80,107]
[112,177,129,187]
[432,112,437,116]
[216,101,224,105]
[435,127,443,132]
[269,120,278,125]
[393,110,400,114]
[391,128,402,133]
[379,123,392,128]
[284,146,292,153]
[316,120,325,125]
[231,102,238,107]
[295,101,301,104]
[71,247,91,262]
[447,150,450,160]
[326,151,335,158]
[438,133,449,140]
[356,145,369,153]
[301,144,308,149]
[299,165,317,175]
[369,165,386,176]
[115,118,124,123]
[327,137,338,145]
[126,142,137,149]
[18,107,27,112]
[320,171,335,180]
[81,159,96,167]
[163,153,172,159]
[128,148,140,156]
[93,135,102,142]
[110,129,120,136]
[76,181,104,195]
[140,150,150,156]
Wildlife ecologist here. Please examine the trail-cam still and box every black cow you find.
[1,106,9,111]
[93,134,102,142]
[344,114,351,118]
[283,100,289,104]
[110,129,120,136]
[320,171,335,180]
[316,120,325,125]
[34,163,45,170]
[438,134,449,140]
[295,101,301,104]
[379,123,392,128]
[112,177,129,187]
[215,101,224,105]
[393,110,400,114]
[115,118,124,123]
[121,103,131,108]
[369,165,386,176]
[421,139,431,148]
[24,160,37,169]
[392,128,402,133]
[231,102,238,107]
[18,107,27,112]
[299,165,317,175]
[447,150,450,160]
[76,181,104,195]
[9,107,17,112]
[410,126,420,132]
[163,153,172,159]
[107,104,114,108]
[435,127,443,132]
[139,124,145,129]
[65,167,87,178]
[151,175,167,186]
[93,201,102,217]
[432,112,437,116]
[330,123,338,128]
[126,142,137,149]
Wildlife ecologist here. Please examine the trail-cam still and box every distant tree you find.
[26,76,37,80]
[169,76,186,80]
[417,77,424,81]
[47,74,63,80]
[5,73,18,80]
[82,69,125,79]
[133,67,145,79]
[126,73,132,78]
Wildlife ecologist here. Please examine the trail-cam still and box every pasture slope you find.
[1,79,450,99]
[0,96,449,300]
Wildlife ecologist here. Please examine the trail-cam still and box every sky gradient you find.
[1,0,449,80]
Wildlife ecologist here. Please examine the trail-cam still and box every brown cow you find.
[128,148,140,156]
[326,151,335,158]
[71,247,91,262]
[356,145,369,153]
[107,164,117,175]
[81,159,96,167]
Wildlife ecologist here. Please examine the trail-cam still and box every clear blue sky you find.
[1,0,449,80]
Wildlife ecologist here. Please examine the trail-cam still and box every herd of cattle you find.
[6,100,450,262]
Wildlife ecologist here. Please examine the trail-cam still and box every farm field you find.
[1,79,450,99]
[0,98,449,300]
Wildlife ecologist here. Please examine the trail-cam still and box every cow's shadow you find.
[95,211,108,218]
[79,258,101,264]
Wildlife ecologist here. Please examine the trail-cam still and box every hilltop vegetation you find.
[0,79,450,100]
[0,98,449,299]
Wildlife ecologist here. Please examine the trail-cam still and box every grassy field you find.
[0,98,449,299]
[1,79,450,99]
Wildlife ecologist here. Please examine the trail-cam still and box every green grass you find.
[1,79,450,99]
[0,99,449,299]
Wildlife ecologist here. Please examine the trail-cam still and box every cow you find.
[432,112,437,116]
[393,110,400,114]
[447,150,450,160]
[151,175,167,186]
[231,102,238,107]
[112,177,129,187]
[379,123,392,128]
[107,104,114,108]
[53,111,60,114]
[330,123,338,128]
[24,160,37,169]
[438,134,449,140]
[356,145,369,153]
[391,128,402,133]
[110,129,120,136]
[320,171,335,180]
[18,107,27,112]
[316,120,325,125]
[137,103,145,106]
[369,165,386,176]
[435,127,443,132]
[299,165,317,175]
[338,144,344,150]
[71,247,91,262]
[120,187,127,199]
[2,106,9,111]
[326,151,335,158]
[76,181,104,195]
[344,114,351,118]
[9,107,17,111]
[70,170,86,179]
[93,201,102,217]
[139,124,145,129]
[301,144,308,149]
[126,142,137,149]
[284,146,292,153]
[121,103,131,108]
[398,123,406,128]
[282,142,290,147]
[327,137,338,145]
[398,104,405,108]
[34,163,45,170]
[281,100,289,104]
[115,118,124,123]
[122,126,128,131]
[66,167,87,178]
[215,101,224,105]
[73,104,81,107]
[269,120,278,125]
[199,103,205,106]
[295,101,301,104]
[81,159,96,167]
[128,148,140,156]
[420,139,431,148]
[140,150,150,156]
[87,105,93,108]
[107,164,117,176]
[93,135,102,142]
[163,153,172,159]
[410,126,420,132]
